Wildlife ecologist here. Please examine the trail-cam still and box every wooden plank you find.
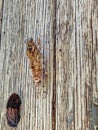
[0,0,98,130]
[0,0,55,130]
[56,0,98,130]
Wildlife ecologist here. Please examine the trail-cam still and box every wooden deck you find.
[0,0,98,130]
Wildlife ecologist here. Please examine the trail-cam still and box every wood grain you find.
[0,0,98,130]
[0,0,54,130]
[56,0,98,130]
[0,0,4,41]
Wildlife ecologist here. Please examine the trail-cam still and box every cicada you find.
[26,38,47,84]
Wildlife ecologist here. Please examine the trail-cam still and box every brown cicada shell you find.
[26,38,47,84]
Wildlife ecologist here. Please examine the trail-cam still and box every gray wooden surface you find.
[0,0,98,130]
[0,0,3,39]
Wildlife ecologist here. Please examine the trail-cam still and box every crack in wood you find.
[0,0,4,49]
[52,0,57,130]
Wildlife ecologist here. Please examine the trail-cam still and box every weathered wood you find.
[56,0,98,130]
[0,0,98,130]
[0,0,3,41]
[0,0,54,130]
